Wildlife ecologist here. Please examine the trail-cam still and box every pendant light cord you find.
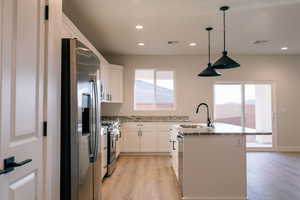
[223,10,226,52]
[208,29,211,63]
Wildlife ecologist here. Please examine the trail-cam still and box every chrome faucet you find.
[196,103,213,128]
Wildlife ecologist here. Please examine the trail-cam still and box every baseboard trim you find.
[120,152,170,156]
[277,146,300,152]
[182,197,247,200]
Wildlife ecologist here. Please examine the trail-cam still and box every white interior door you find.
[0,0,45,200]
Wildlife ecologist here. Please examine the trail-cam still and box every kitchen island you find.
[170,123,272,200]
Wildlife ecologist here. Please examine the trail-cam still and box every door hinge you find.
[45,5,49,20]
[43,121,47,137]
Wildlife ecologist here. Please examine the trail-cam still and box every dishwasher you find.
[177,134,184,197]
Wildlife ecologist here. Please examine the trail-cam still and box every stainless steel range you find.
[101,121,120,177]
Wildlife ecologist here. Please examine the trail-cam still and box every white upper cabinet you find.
[100,61,110,102]
[100,64,124,103]
[107,64,124,103]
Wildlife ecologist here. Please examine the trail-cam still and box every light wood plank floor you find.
[102,156,181,200]
[102,153,300,200]
[247,152,300,200]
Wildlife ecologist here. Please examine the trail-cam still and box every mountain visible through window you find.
[134,69,175,110]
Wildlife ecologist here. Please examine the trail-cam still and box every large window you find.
[214,83,273,148]
[134,69,175,110]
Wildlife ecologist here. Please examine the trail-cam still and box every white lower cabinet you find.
[116,131,122,158]
[121,122,175,153]
[170,127,247,199]
[140,131,157,152]
[157,131,171,152]
[122,131,140,152]
[170,129,179,179]
[108,65,123,103]
[100,127,108,179]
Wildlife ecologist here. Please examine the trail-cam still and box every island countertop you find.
[174,122,272,136]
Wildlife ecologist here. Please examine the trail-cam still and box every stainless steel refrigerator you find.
[61,38,102,200]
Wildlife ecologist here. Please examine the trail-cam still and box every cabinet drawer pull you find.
[138,130,142,136]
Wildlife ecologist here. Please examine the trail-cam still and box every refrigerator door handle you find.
[89,80,96,162]
[91,80,99,162]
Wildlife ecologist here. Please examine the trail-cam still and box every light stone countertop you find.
[174,123,272,136]
[102,115,191,123]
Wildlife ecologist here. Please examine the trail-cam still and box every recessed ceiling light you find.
[138,42,145,46]
[189,42,197,47]
[135,25,143,30]
[281,46,288,50]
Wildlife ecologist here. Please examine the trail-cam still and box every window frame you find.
[133,68,176,111]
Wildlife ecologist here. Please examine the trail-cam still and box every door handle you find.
[0,157,32,175]
[91,80,99,162]
[172,141,176,151]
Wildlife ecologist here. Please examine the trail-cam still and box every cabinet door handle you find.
[138,130,142,136]
[172,141,176,151]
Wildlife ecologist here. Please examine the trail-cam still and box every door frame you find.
[213,81,278,152]
[43,0,62,200]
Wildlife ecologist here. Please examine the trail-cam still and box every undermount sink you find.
[179,124,205,129]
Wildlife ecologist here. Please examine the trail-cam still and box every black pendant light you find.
[198,27,221,77]
[213,6,240,69]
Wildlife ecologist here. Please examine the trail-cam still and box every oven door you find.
[107,130,117,176]
[109,132,117,165]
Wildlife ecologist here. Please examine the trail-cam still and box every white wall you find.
[103,55,300,149]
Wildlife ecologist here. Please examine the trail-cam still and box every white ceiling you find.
[63,0,300,55]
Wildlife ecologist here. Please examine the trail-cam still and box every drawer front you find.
[156,123,177,131]
[122,122,157,131]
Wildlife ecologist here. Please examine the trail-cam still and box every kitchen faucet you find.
[195,103,213,128]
